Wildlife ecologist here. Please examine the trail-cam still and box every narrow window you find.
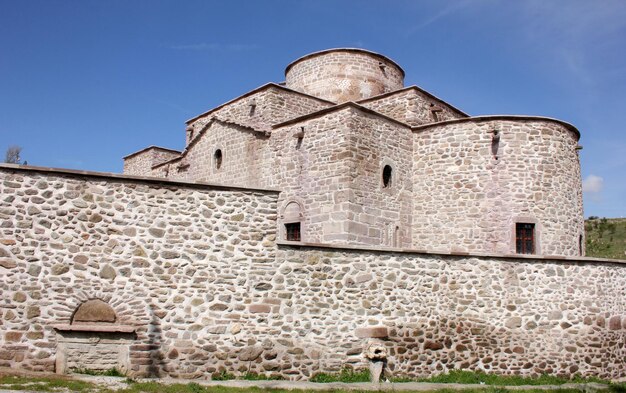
[579,234,583,256]
[214,149,222,170]
[430,104,442,122]
[516,223,535,254]
[285,223,301,241]
[382,165,392,188]
[491,130,500,160]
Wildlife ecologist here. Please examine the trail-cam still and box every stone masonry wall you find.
[285,50,405,103]
[123,148,182,177]
[342,109,414,246]
[0,166,278,376]
[186,86,333,141]
[0,166,623,380]
[359,88,466,126]
[411,118,584,256]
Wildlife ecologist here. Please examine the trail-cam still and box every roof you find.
[285,48,406,78]
[185,83,335,124]
[272,101,412,129]
[123,145,182,160]
[356,85,469,118]
[412,115,581,140]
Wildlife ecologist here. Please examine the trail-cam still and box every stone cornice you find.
[272,101,412,130]
[277,241,625,266]
[412,115,581,140]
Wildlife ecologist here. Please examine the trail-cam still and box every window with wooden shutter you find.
[516,223,535,254]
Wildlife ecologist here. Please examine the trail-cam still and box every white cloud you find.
[583,174,604,193]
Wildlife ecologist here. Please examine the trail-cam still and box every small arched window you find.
[214,149,222,170]
[382,165,392,188]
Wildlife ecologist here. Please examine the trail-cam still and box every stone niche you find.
[54,299,136,374]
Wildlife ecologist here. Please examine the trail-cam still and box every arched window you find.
[283,201,302,241]
[382,165,392,188]
[214,149,223,170]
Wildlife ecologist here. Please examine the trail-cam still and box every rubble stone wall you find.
[0,166,623,380]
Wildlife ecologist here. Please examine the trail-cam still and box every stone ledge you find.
[52,324,136,333]
[276,241,626,265]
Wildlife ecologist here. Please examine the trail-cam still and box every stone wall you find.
[359,87,466,126]
[123,147,181,177]
[186,86,334,139]
[412,117,584,256]
[0,165,278,376]
[285,49,405,103]
[0,165,623,380]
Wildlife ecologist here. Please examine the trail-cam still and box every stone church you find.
[124,48,584,257]
[1,49,623,381]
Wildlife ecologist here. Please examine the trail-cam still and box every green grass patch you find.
[399,370,608,385]
[585,217,626,260]
[0,374,100,392]
[211,371,237,381]
[71,367,126,377]
[309,367,370,383]
[242,372,283,381]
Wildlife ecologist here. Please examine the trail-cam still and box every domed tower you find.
[285,48,405,103]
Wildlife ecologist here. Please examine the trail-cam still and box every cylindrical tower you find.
[411,117,584,257]
[285,48,404,103]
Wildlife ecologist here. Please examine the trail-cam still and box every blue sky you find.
[1,0,624,218]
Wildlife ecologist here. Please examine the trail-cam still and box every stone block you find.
[355,326,388,338]
[249,304,271,314]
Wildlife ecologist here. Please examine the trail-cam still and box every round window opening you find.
[382,165,392,188]
[214,149,223,170]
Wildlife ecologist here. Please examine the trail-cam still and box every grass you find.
[585,217,626,260]
[408,370,607,385]
[0,370,624,393]
[309,367,371,383]
[71,367,125,377]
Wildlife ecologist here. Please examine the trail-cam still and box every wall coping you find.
[412,115,581,140]
[277,241,626,266]
[0,164,280,194]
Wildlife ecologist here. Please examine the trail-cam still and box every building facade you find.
[124,48,585,257]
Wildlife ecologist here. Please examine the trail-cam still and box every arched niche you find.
[72,299,117,324]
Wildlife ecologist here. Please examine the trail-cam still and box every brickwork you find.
[0,166,623,380]
[285,49,405,103]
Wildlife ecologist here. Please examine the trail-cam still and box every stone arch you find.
[279,198,305,242]
[71,299,117,325]
[53,290,152,330]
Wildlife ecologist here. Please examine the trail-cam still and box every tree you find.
[4,145,23,164]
